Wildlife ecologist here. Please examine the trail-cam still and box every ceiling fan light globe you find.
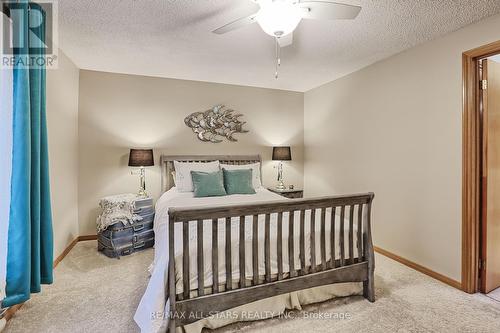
[256,1,302,37]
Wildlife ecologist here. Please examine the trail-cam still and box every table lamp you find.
[128,149,154,196]
[272,146,291,190]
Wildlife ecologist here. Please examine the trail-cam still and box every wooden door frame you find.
[462,40,500,293]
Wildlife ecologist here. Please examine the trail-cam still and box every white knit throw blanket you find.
[96,193,142,232]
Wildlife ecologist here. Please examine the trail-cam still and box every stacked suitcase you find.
[98,197,155,258]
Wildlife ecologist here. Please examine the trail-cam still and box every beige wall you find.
[47,50,80,257]
[78,71,304,235]
[304,14,500,282]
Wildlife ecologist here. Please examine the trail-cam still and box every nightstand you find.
[267,187,304,199]
[97,194,155,258]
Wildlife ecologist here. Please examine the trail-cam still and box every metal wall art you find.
[184,105,249,143]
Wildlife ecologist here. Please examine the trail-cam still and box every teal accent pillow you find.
[222,169,256,195]
[190,170,227,197]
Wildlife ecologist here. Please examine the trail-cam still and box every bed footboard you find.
[167,193,375,331]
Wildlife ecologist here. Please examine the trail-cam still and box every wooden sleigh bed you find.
[160,155,375,332]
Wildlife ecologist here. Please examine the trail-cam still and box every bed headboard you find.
[160,154,262,193]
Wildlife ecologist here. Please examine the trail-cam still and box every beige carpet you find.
[5,241,500,333]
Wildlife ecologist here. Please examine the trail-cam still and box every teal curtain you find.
[1,1,53,307]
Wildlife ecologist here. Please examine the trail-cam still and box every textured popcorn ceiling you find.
[58,0,500,92]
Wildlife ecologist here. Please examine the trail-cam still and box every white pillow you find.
[220,162,262,189]
[174,161,220,192]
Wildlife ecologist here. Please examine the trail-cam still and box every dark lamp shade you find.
[128,149,154,167]
[272,146,292,161]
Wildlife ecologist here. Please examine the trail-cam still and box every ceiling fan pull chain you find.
[275,37,281,79]
[278,41,281,66]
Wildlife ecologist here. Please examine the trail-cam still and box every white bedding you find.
[134,188,362,333]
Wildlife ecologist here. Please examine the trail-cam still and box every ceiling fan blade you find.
[277,33,293,47]
[212,13,258,34]
[298,1,361,20]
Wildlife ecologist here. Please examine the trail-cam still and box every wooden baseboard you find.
[77,235,97,241]
[3,303,23,322]
[374,246,462,290]
[53,238,79,269]
[55,236,95,268]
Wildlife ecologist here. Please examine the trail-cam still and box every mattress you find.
[134,188,363,333]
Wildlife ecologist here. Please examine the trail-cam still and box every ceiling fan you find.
[212,0,362,79]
